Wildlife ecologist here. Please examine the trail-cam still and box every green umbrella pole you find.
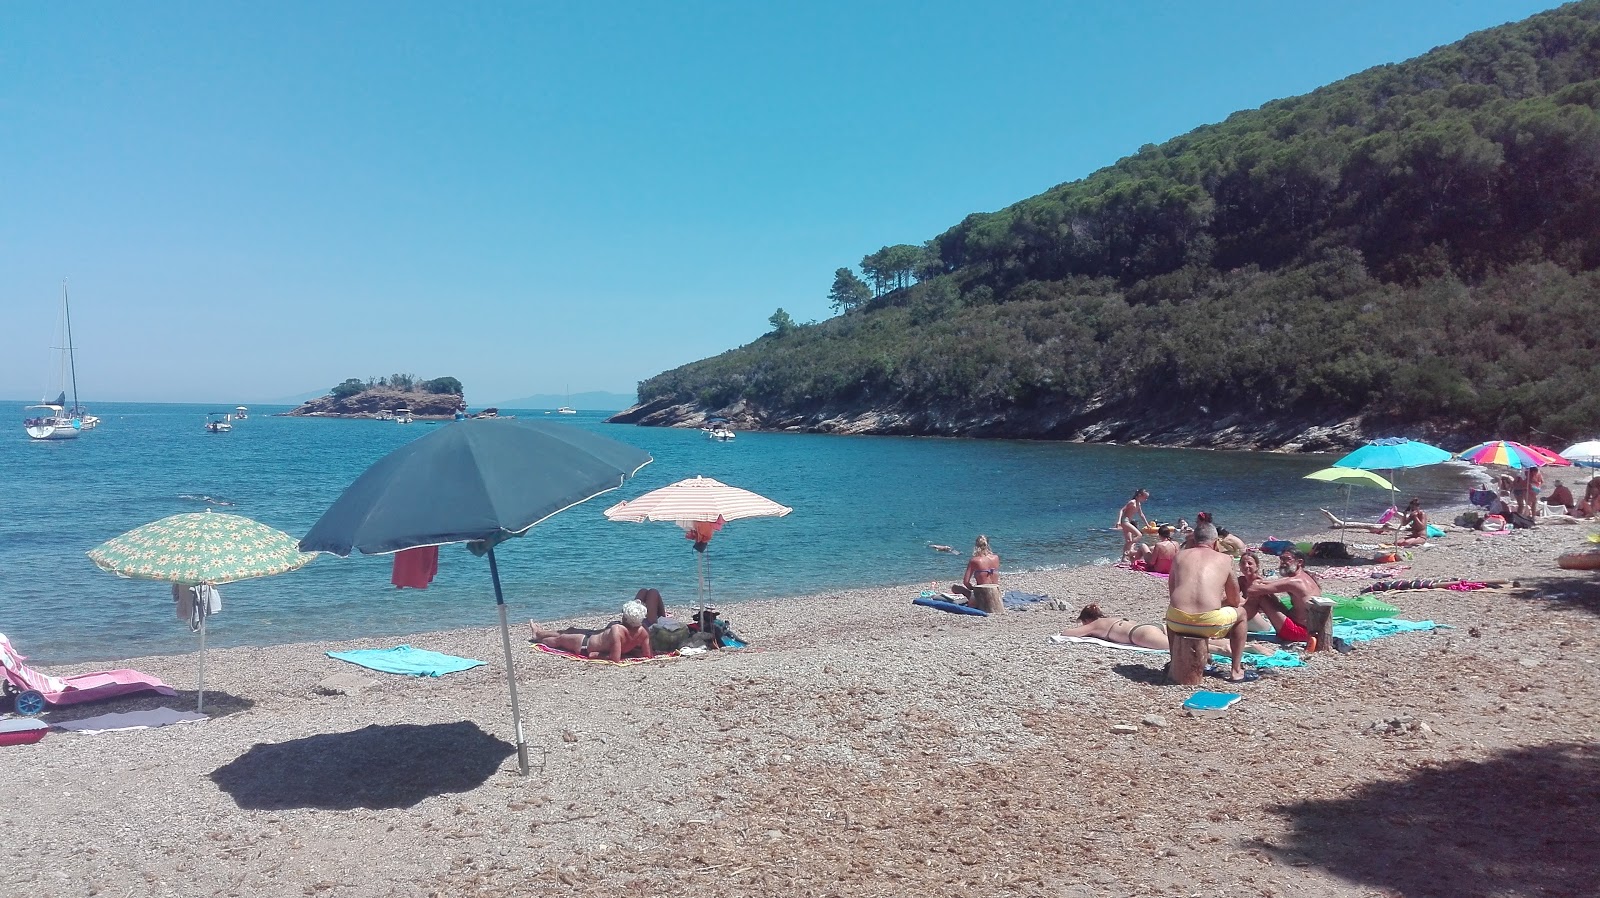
[488,547,531,776]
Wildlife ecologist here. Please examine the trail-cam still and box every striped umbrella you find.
[604,476,792,609]
[87,511,316,711]
[1457,440,1546,469]
[1527,445,1572,467]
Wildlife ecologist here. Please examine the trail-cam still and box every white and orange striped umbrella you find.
[603,475,792,526]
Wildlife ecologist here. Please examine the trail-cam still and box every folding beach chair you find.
[0,633,176,716]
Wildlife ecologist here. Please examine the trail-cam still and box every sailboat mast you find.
[63,281,81,414]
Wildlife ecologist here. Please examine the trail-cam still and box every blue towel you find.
[1002,590,1049,609]
[327,645,486,677]
[1331,618,1436,643]
[1210,649,1305,668]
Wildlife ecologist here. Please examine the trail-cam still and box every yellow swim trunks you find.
[1164,606,1240,638]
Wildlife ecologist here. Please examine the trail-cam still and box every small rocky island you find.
[280,375,466,420]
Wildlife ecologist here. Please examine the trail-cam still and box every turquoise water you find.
[1,401,1476,664]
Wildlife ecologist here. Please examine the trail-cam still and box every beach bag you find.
[649,618,692,654]
[1509,511,1535,530]
[1311,541,1352,560]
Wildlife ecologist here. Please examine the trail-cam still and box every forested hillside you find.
[617,1,1600,449]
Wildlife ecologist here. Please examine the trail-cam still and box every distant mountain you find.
[488,391,635,411]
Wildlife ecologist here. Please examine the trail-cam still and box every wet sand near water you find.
[3,519,1599,896]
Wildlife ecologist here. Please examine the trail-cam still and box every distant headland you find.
[279,375,465,420]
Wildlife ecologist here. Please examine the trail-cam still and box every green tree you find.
[331,378,366,399]
[421,376,464,395]
[768,308,796,335]
[828,268,872,313]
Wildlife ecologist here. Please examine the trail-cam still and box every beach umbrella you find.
[1526,446,1572,467]
[86,510,316,712]
[1333,437,1453,470]
[1559,440,1600,469]
[1332,438,1451,509]
[603,476,792,611]
[1303,467,1394,543]
[1457,440,1545,469]
[298,418,652,776]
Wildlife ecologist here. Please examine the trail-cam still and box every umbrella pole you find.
[488,548,531,776]
[196,609,207,714]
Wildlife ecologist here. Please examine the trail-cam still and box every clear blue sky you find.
[0,1,1561,405]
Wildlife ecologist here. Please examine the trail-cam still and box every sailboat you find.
[23,283,95,441]
[556,383,577,415]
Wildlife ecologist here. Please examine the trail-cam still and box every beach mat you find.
[327,645,485,677]
[1332,618,1437,642]
[1047,634,1304,668]
[913,596,987,616]
[54,708,208,734]
[531,644,676,665]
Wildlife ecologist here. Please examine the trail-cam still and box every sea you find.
[1,401,1481,664]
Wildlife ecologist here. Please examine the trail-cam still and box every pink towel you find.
[391,545,439,589]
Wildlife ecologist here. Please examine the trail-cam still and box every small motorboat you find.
[394,407,414,424]
[234,406,249,420]
[204,412,232,433]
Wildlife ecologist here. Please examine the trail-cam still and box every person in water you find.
[528,600,654,661]
[1055,603,1270,656]
[1131,525,1180,574]
[952,534,1002,614]
[1117,489,1151,561]
[1165,521,1250,682]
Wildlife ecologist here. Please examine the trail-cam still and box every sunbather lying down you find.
[1053,604,1270,656]
[528,599,653,661]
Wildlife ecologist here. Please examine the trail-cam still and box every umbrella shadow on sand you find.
[1508,575,1600,621]
[1261,742,1600,896]
[209,721,514,810]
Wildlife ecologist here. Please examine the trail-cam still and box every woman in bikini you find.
[1054,603,1265,655]
[1116,489,1150,561]
[528,600,654,661]
[952,534,1002,614]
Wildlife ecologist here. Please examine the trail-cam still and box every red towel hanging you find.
[392,545,439,589]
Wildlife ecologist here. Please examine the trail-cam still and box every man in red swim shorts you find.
[1243,549,1321,645]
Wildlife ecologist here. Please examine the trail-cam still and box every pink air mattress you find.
[0,718,48,747]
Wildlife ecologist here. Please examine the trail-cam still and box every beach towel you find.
[1359,578,1480,595]
[54,708,208,734]
[1331,618,1436,643]
[913,596,987,616]
[1046,635,1304,668]
[531,644,675,665]
[326,645,485,677]
[1115,561,1169,579]
[1002,590,1050,609]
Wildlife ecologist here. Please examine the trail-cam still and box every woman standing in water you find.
[1116,489,1150,561]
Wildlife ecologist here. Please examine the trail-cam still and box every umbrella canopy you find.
[1458,440,1545,469]
[88,511,315,584]
[1333,438,1453,470]
[298,418,653,777]
[1559,440,1600,468]
[603,475,793,525]
[604,476,791,609]
[1302,467,1394,490]
[1526,445,1572,467]
[86,511,316,711]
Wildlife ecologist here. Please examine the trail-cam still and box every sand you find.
[4,517,1600,897]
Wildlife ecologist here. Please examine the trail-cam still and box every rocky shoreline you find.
[604,396,1456,452]
[279,388,465,421]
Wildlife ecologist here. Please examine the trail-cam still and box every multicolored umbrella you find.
[604,476,792,609]
[1526,445,1572,467]
[86,511,316,711]
[1457,440,1545,469]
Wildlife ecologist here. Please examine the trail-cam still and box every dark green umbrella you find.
[300,418,652,775]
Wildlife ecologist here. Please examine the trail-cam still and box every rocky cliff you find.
[280,388,465,420]
[606,396,1471,453]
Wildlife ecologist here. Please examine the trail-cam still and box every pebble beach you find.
[4,516,1599,897]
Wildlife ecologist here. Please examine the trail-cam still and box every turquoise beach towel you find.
[327,645,486,677]
[1331,618,1436,643]
[1210,649,1306,669]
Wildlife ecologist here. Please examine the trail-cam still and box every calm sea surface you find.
[1,401,1478,664]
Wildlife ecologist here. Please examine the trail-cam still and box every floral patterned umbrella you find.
[86,510,315,711]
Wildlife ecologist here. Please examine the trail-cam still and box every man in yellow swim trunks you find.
[1165,520,1250,682]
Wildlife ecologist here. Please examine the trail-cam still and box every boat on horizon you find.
[23,283,96,441]
[234,406,249,420]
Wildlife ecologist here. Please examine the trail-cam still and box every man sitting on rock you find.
[1164,521,1249,683]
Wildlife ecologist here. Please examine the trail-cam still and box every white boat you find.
[24,283,94,441]
[374,409,395,421]
[556,406,577,415]
[394,408,414,424]
[234,406,249,420]
[23,403,81,440]
[204,412,232,433]
[703,419,736,441]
